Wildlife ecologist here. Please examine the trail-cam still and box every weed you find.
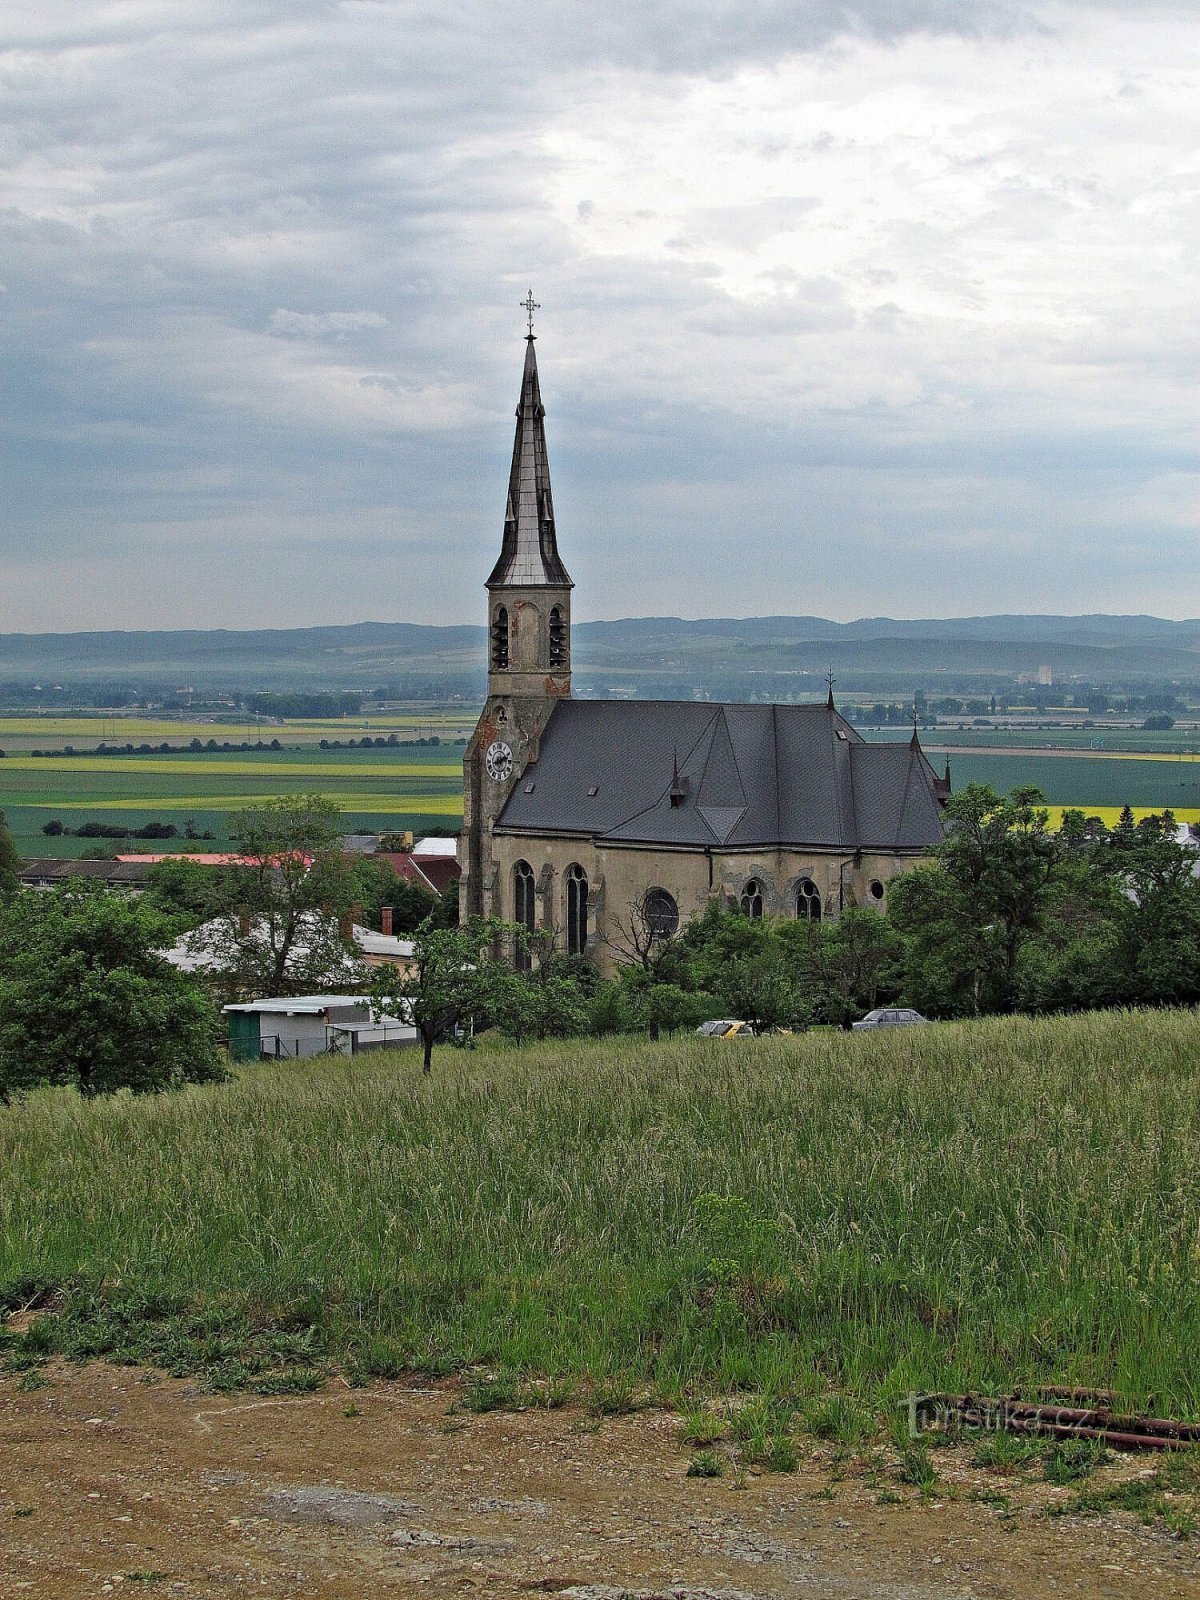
[531,1377,576,1409]
[895,1443,939,1495]
[589,1378,643,1416]
[463,1370,524,1413]
[764,1434,799,1473]
[123,1574,167,1584]
[679,1406,727,1447]
[969,1488,1011,1510]
[342,1401,361,1418]
[1043,1439,1107,1486]
[687,1450,726,1478]
[1163,1508,1197,1540]
[17,1370,49,1392]
[876,1489,903,1505]
[805,1394,872,1446]
[971,1431,1043,1475]
[12,1508,34,1518]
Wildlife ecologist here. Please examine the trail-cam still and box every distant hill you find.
[0,614,1197,694]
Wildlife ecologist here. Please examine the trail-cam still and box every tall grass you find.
[3,1010,1199,1412]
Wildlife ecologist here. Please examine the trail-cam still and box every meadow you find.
[3,1010,1199,1418]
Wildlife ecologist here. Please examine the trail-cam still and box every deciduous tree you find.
[0,882,223,1101]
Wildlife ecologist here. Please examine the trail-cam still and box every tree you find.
[144,856,223,922]
[716,947,804,1035]
[489,970,590,1044]
[369,917,516,1072]
[603,889,684,978]
[0,809,19,900]
[348,857,437,933]
[185,795,363,1000]
[0,882,224,1101]
[888,784,1063,1017]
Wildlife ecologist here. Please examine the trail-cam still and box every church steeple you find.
[463,308,575,922]
[484,309,573,696]
[487,332,572,591]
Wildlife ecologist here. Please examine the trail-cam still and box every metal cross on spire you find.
[521,289,540,338]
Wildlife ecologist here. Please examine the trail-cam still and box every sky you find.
[1,1,1197,633]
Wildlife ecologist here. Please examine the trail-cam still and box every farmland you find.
[2,710,1198,856]
[3,1010,1199,1416]
[0,720,469,854]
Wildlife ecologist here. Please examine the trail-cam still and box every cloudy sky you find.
[1,1,1197,632]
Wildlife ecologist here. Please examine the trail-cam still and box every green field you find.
[0,741,467,854]
[0,709,477,751]
[3,1012,1200,1418]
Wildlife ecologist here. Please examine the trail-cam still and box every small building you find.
[19,857,157,892]
[222,995,415,1061]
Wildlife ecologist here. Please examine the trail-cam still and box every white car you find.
[851,1006,930,1030]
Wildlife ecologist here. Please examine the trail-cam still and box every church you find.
[461,324,949,969]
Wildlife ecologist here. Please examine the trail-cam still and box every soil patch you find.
[2,1363,1198,1598]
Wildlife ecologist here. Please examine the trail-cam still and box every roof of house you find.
[19,857,156,885]
[372,852,440,895]
[163,915,413,975]
[495,700,947,852]
[222,995,371,1015]
[114,853,258,867]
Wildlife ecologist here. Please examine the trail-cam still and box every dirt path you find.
[2,1364,1197,1599]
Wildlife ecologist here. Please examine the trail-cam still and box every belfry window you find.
[740,878,764,919]
[548,606,566,667]
[643,887,679,941]
[566,863,588,955]
[796,878,822,921]
[513,859,535,969]
[491,606,510,670]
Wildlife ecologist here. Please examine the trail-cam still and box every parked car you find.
[695,1018,753,1038]
[851,1006,930,1031]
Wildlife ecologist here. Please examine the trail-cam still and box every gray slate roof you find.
[495,700,947,851]
[486,337,572,590]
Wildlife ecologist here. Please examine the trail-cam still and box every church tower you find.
[461,302,573,919]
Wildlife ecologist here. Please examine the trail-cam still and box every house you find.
[461,328,949,971]
[221,995,415,1061]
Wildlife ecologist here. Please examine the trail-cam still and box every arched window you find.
[740,878,764,919]
[491,606,509,670]
[796,877,822,922]
[513,859,535,970]
[643,887,679,940]
[548,606,566,667]
[566,863,588,955]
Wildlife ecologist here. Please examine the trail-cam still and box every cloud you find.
[0,2,1197,630]
[269,309,388,337]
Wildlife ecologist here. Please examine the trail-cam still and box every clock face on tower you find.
[485,740,513,782]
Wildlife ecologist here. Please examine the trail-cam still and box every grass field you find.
[3,1011,1199,1417]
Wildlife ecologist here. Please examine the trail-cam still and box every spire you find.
[486,330,573,590]
[826,664,836,711]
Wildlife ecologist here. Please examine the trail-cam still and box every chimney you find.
[380,906,393,937]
